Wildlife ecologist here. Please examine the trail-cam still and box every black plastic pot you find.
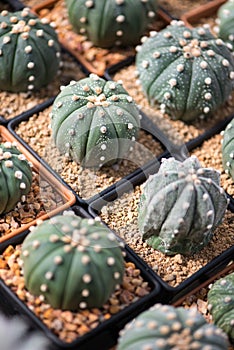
[0,205,163,350]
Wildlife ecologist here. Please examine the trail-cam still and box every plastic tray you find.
[0,125,76,251]
[0,205,163,350]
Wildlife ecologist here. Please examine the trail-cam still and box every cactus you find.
[207,271,234,343]
[117,303,229,350]
[221,117,234,181]
[135,20,234,122]
[65,0,158,48]
[0,313,50,350]
[0,7,61,92]
[138,156,228,255]
[0,142,33,215]
[217,0,234,50]
[50,74,141,168]
[21,211,125,311]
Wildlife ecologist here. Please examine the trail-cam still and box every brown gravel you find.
[0,51,86,120]
[99,183,234,287]
[14,107,164,200]
[0,244,151,343]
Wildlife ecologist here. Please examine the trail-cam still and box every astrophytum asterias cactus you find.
[221,117,234,181]
[65,0,158,48]
[117,303,229,350]
[21,211,125,310]
[208,272,234,343]
[135,20,234,122]
[0,7,61,92]
[50,74,140,168]
[217,0,234,50]
[0,142,33,215]
[138,156,228,255]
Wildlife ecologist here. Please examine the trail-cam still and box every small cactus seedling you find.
[0,142,33,215]
[221,117,234,181]
[65,0,158,48]
[135,20,234,122]
[0,8,61,92]
[50,74,141,168]
[21,211,125,311]
[138,156,228,255]
[208,271,234,343]
[117,303,229,350]
[217,0,234,50]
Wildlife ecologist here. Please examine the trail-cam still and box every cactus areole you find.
[65,0,158,48]
[117,303,229,350]
[208,272,234,343]
[50,74,140,168]
[0,8,61,92]
[138,156,228,255]
[222,117,234,181]
[0,142,33,215]
[136,20,234,122]
[21,212,125,311]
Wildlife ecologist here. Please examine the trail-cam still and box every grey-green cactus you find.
[65,0,158,48]
[138,156,228,255]
[117,303,229,350]
[21,211,125,311]
[0,7,61,92]
[221,117,234,181]
[50,74,140,168]
[0,142,33,215]
[217,0,234,50]
[207,271,234,343]
[135,20,234,122]
[0,313,50,350]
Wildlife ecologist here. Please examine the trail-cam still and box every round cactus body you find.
[208,272,234,343]
[0,142,33,215]
[138,156,228,255]
[65,0,158,48]
[135,20,234,122]
[0,8,61,92]
[222,117,234,181]
[217,0,234,50]
[21,212,125,311]
[50,74,140,168]
[117,303,229,350]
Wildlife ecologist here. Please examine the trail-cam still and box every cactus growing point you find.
[135,20,234,122]
[138,156,228,255]
[21,211,125,311]
[50,74,141,168]
[65,0,158,48]
[0,8,61,92]
[0,142,33,215]
[117,303,229,350]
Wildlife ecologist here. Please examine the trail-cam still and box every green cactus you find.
[21,211,125,311]
[0,142,33,215]
[0,8,61,92]
[138,156,228,255]
[221,117,234,181]
[117,303,229,350]
[207,271,234,343]
[50,74,140,168]
[217,0,234,50]
[135,20,234,122]
[65,0,158,48]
